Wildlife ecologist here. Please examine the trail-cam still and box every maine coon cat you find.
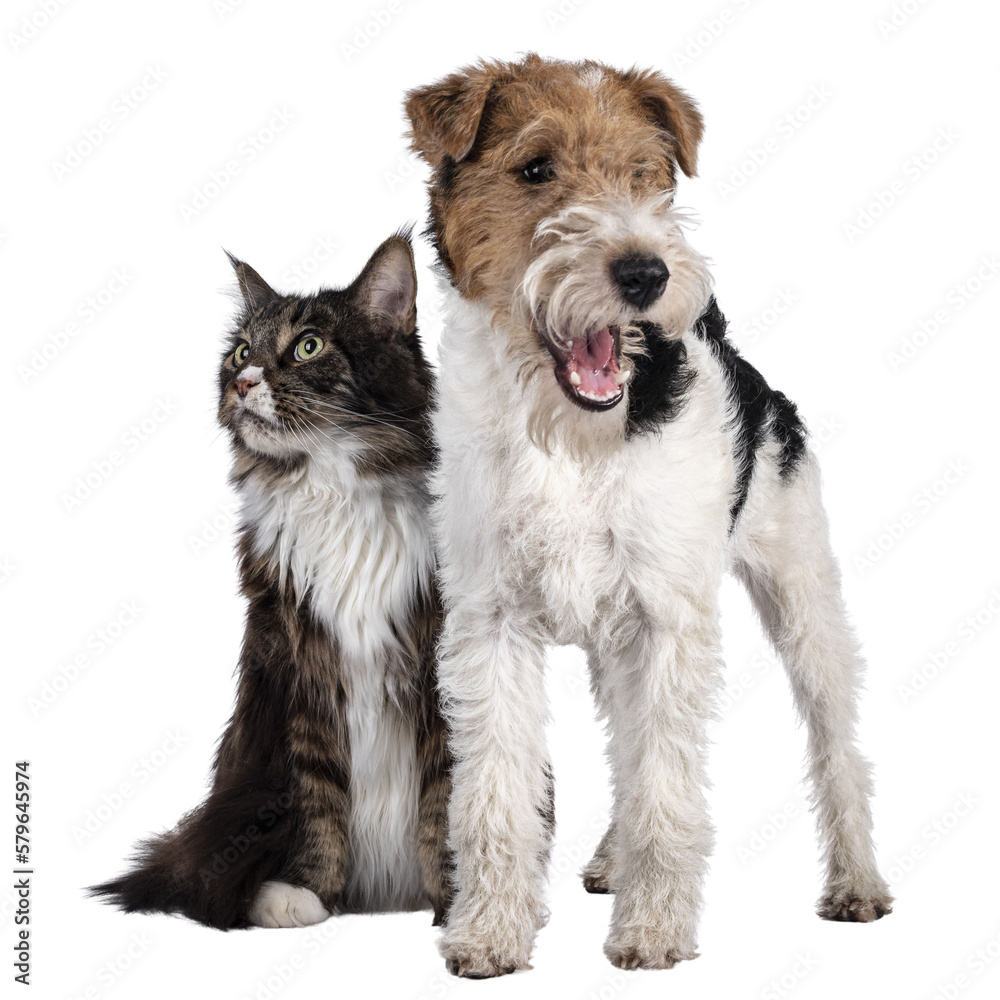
[91,234,452,928]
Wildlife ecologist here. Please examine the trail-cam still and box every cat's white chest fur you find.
[243,457,433,662]
[241,456,432,911]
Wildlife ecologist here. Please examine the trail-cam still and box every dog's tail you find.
[88,781,295,930]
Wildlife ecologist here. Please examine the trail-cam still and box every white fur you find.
[236,368,277,423]
[231,376,287,458]
[517,194,711,346]
[242,455,433,664]
[242,450,433,914]
[342,655,425,913]
[249,881,330,928]
[434,196,890,974]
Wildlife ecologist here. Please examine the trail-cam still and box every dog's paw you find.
[583,871,612,894]
[581,847,613,893]
[440,928,530,978]
[604,925,698,970]
[581,832,615,894]
[818,889,893,923]
[248,881,331,928]
[443,945,521,979]
[444,955,519,979]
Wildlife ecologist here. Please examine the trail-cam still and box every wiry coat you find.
[406,55,891,977]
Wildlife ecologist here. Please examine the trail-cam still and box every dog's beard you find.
[512,193,711,401]
[503,193,711,456]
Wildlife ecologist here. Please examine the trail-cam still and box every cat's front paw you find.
[248,881,331,928]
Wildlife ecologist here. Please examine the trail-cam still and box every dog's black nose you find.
[611,255,669,309]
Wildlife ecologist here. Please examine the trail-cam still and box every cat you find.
[90,233,452,929]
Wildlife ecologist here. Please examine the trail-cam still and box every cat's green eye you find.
[294,334,324,362]
[234,343,250,366]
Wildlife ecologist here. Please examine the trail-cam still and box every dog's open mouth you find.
[544,325,630,411]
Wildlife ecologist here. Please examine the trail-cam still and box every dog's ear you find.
[619,69,704,178]
[404,61,503,166]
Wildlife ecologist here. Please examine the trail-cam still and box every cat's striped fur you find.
[90,235,452,928]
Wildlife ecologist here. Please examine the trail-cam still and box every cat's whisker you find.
[287,411,406,468]
[283,398,422,458]
[286,412,404,471]
[286,412,347,457]
[295,391,426,419]
[286,408,368,453]
[294,393,425,442]
[294,389,423,423]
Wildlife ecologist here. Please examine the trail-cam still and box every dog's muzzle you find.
[542,325,630,411]
[611,254,669,310]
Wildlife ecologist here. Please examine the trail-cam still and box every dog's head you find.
[405,54,712,416]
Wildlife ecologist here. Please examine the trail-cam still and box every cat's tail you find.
[88,781,295,930]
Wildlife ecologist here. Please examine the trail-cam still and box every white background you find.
[4,1,999,998]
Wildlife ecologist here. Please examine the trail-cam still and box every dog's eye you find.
[520,157,555,184]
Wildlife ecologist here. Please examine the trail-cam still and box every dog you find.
[404,53,892,977]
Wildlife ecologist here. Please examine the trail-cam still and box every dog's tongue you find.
[566,326,621,400]
[573,326,615,370]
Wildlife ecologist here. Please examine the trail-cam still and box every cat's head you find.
[218,234,432,475]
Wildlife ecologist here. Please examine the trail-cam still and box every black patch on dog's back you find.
[693,297,807,526]
[770,390,806,479]
[625,321,697,439]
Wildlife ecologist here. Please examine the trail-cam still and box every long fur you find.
[90,236,453,929]
[89,784,295,929]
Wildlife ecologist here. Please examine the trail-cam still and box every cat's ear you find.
[351,235,418,336]
[224,250,278,311]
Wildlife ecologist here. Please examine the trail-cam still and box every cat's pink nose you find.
[236,368,262,397]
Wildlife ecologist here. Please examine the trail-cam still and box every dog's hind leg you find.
[732,451,893,922]
[436,609,553,978]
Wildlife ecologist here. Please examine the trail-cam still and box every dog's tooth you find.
[613,369,632,385]
[569,371,582,387]
[567,340,574,348]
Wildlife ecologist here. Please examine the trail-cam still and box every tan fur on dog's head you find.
[405,54,703,303]
[405,54,712,451]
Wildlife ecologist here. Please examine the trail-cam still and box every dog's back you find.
[407,54,891,978]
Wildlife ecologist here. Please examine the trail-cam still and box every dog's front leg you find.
[597,617,720,970]
[436,609,551,978]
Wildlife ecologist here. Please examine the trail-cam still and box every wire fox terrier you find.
[405,53,892,977]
